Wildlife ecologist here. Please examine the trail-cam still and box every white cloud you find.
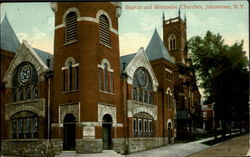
[17,27,54,54]
[119,32,150,56]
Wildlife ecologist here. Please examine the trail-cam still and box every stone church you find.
[0,2,201,156]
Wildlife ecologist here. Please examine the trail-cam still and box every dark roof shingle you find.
[145,29,174,63]
[0,15,20,53]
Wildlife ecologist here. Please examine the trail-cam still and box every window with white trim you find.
[132,68,153,105]
[62,57,79,92]
[132,112,154,137]
[98,59,114,93]
[65,12,77,43]
[11,62,39,102]
[11,111,39,139]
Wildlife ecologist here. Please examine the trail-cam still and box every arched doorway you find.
[63,114,76,150]
[168,122,172,144]
[102,114,113,150]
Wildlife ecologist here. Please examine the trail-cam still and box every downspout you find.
[121,63,129,154]
[161,88,165,144]
[45,70,53,156]
[47,75,51,156]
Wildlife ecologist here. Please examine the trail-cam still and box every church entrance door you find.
[102,114,112,150]
[63,114,76,150]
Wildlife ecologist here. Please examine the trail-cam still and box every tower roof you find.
[0,15,21,53]
[145,29,174,63]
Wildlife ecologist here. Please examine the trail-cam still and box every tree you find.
[187,31,249,138]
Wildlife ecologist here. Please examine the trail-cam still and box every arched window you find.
[104,63,108,91]
[138,90,143,102]
[26,87,31,100]
[62,57,79,92]
[132,88,137,101]
[11,111,39,139]
[98,59,114,93]
[132,68,153,104]
[12,62,38,102]
[166,88,172,109]
[68,61,73,91]
[99,15,111,46]
[148,92,152,104]
[143,91,148,103]
[133,112,154,137]
[65,12,77,43]
[168,34,176,50]
[18,88,24,101]
[33,86,39,99]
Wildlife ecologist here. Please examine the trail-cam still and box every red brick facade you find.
[0,2,201,156]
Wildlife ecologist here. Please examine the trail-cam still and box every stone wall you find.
[48,139,63,157]
[113,138,126,154]
[128,138,164,153]
[75,139,102,153]
[1,140,48,157]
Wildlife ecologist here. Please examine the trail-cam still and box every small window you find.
[133,118,137,137]
[99,15,111,46]
[18,88,24,101]
[12,120,17,138]
[104,63,109,92]
[26,87,31,100]
[144,119,148,136]
[169,35,176,50]
[143,91,148,103]
[148,92,152,104]
[65,12,77,43]
[18,119,24,138]
[138,90,143,102]
[33,86,39,99]
[132,88,137,101]
[68,61,73,91]
[138,118,143,137]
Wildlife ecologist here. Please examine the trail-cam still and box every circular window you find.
[18,64,32,84]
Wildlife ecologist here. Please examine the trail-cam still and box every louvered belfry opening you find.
[99,15,111,46]
[65,12,77,43]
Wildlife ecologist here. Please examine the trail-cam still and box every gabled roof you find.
[0,15,20,53]
[3,40,51,88]
[145,29,174,63]
[33,48,53,70]
[120,53,136,72]
[121,47,159,92]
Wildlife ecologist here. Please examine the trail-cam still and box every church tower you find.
[50,2,123,153]
[162,9,187,65]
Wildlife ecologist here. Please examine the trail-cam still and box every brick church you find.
[0,2,201,156]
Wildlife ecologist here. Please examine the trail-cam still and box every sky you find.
[0,1,249,58]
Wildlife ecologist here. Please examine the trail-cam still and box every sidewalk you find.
[187,133,249,157]
[2,133,248,157]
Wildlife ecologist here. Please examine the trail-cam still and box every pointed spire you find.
[178,7,181,18]
[162,12,165,22]
[184,12,187,23]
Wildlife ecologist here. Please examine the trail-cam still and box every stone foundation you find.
[1,139,48,157]
[128,138,164,153]
[76,139,102,153]
[48,139,63,157]
[113,138,126,154]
